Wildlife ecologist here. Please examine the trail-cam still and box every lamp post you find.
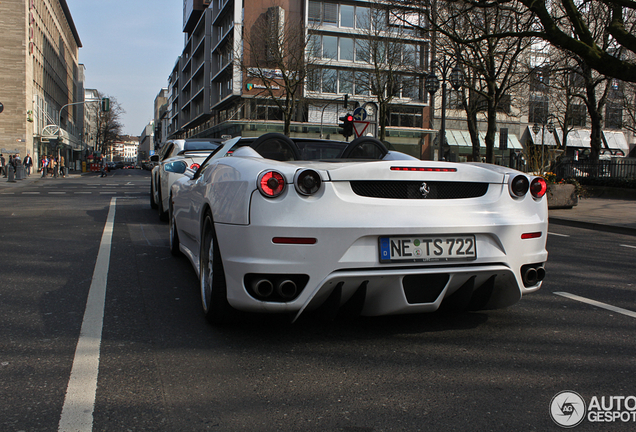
[532,115,556,175]
[425,60,464,161]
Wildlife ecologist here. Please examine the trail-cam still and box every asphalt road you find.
[1,170,635,431]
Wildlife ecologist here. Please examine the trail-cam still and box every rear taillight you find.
[530,177,547,198]
[510,175,529,197]
[258,170,285,198]
[190,163,200,170]
[294,169,322,196]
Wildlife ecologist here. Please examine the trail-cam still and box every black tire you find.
[169,197,181,257]
[157,182,168,222]
[150,180,158,209]
[199,212,235,325]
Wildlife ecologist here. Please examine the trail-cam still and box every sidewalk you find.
[549,197,636,236]
[2,172,635,236]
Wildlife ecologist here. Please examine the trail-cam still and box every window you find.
[322,35,338,59]
[355,39,370,63]
[530,66,549,92]
[322,68,337,93]
[355,6,370,29]
[308,1,321,23]
[605,103,623,129]
[388,106,423,128]
[323,3,338,26]
[340,37,354,61]
[339,70,354,94]
[340,5,354,28]
[567,104,586,127]
[355,71,369,95]
[528,94,549,123]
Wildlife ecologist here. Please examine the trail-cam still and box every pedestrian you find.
[0,154,5,177]
[41,155,49,177]
[24,153,33,176]
[59,155,66,178]
[49,155,56,177]
[100,158,107,177]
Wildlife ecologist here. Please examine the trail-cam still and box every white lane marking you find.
[49,192,67,194]
[22,192,41,194]
[554,292,636,319]
[620,244,636,249]
[74,192,92,194]
[548,232,570,237]
[58,197,116,432]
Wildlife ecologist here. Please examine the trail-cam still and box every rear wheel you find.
[169,197,181,257]
[199,212,235,324]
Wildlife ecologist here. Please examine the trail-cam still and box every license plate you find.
[379,235,477,263]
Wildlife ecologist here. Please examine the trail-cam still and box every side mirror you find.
[150,155,159,162]
[164,161,187,174]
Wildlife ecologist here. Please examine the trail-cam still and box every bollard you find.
[7,165,16,182]
[16,163,25,180]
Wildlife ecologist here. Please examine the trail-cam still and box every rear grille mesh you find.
[350,181,489,199]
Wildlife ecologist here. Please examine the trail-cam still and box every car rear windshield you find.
[183,141,220,151]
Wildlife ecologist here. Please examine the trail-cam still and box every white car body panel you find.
[170,135,548,321]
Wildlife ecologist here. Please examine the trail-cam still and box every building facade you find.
[0,0,83,167]
[165,0,436,158]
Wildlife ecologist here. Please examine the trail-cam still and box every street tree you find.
[423,0,534,163]
[352,4,425,142]
[238,4,313,136]
[86,92,124,158]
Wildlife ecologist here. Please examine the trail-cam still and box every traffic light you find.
[339,114,354,139]
[101,97,110,112]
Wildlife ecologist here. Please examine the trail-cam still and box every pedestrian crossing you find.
[0,182,148,196]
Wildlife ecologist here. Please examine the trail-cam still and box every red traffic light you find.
[346,115,353,122]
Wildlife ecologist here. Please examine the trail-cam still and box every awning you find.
[603,131,629,154]
[563,129,591,148]
[444,129,522,149]
[526,126,559,146]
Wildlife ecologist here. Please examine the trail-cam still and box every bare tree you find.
[238,4,313,136]
[405,0,636,83]
[354,4,424,141]
[426,0,534,163]
[86,92,124,157]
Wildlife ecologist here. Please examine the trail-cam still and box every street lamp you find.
[532,115,556,175]
[425,60,464,161]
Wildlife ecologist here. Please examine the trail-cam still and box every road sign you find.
[353,121,370,138]
[353,107,367,121]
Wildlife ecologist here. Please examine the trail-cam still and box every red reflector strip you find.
[521,232,542,239]
[272,237,317,245]
[391,167,457,172]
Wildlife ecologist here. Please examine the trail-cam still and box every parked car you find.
[150,138,223,220]
[169,133,549,325]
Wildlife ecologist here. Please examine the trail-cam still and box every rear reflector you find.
[521,232,542,239]
[391,167,457,172]
[272,237,317,245]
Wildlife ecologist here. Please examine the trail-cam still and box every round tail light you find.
[258,170,285,198]
[510,175,529,197]
[295,169,322,196]
[530,177,547,198]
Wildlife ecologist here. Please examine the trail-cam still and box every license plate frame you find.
[379,235,477,263]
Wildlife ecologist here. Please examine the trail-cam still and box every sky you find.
[65,0,185,136]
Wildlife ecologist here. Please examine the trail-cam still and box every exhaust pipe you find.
[276,279,298,299]
[523,267,538,286]
[536,266,546,282]
[252,279,274,298]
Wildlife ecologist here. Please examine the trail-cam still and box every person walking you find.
[24,153,33,176]
[100,158,107,177]
[41,155,49,177]
[59,155,66,178]
[49,155,56,177]
[0,154,5,177]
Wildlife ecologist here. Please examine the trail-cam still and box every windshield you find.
[183,140,222,151]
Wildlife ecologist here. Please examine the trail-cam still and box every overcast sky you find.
[65,0,184,136]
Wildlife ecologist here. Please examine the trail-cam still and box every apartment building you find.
[165,0,436,158]
[0,0,83,165]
